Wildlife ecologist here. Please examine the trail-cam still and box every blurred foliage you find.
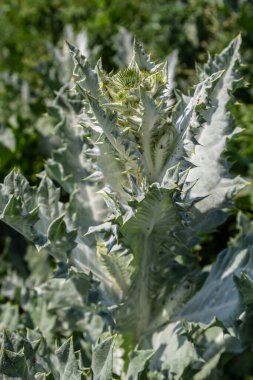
[2,0,253,74]
[2,0,253,75]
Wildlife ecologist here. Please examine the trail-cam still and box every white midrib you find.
[142,123,155,182]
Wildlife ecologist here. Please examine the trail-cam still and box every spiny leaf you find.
[126,349,154,380]
[133,39,156,72]
[47,214,77,261]
[234,271,253,307]
[91,336,115,380]
[0,349,29,380]
[56,338,81,380]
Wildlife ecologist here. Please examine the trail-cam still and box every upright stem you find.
[132,234,152,343]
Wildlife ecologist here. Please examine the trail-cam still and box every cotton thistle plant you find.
[0,35,253,379]
[68,35,246,336]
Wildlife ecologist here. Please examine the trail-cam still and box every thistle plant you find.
[1,36,253,379]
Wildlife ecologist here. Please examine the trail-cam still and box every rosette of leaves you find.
[1,36,253,379]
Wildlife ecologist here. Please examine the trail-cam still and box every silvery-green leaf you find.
[192,349,225,380]
[126,349,154,380]
[47,214,77,261]
[151,217,253,375]
[179,231,253,327]
[133,40,156,72]
[0,349,29,380]
[0,170,45,245]
[234,271,253,306]
[56,338,81,380]
[114,27,133,68]
[72,237,122,305]
[118,187,191,339]
[67,41,100,98]
[45,158,74,194]
[0,126,15,151]
[0,330,41,379]
[185,35,245,233]
[152,321,200,379]
[35,373,55,380]
[91,336,115,380]
[0,304,19,330]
